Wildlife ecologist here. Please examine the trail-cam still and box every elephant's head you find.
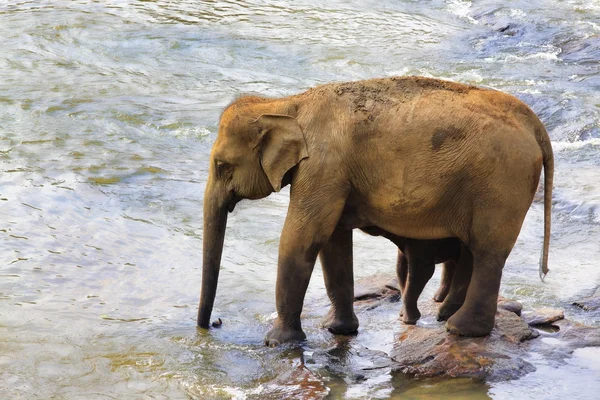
[197,98,309,328]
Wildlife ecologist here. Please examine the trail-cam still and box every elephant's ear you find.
[255,114,308,192]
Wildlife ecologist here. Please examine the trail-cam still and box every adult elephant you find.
[198,76,553,346]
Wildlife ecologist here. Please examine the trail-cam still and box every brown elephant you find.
[198,76,554,346]
[397,247,458,304]
[359,228,461,325]
[395,239,461,323]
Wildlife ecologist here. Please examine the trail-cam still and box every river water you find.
[1,1,599,398]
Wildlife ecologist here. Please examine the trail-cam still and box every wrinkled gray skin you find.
[198,76,553,346]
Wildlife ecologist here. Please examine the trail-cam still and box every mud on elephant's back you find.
[390,302,537,381]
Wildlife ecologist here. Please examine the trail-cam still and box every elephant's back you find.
[334,79,544,241]
[300,76,487,116]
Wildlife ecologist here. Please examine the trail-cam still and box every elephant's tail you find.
[537,124,554,281]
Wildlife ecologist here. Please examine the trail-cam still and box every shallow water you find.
[1,0,599,398]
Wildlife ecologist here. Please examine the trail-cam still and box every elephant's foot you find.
[400,305,420,325]
[321,308,359,335]
[264,320,306,347]
[446,308,494,337]
[437,301,462,321]
[433,284,450,303]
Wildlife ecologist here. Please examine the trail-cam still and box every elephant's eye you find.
[215,160,233,178]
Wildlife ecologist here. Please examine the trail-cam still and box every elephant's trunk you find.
[197,181,230,328]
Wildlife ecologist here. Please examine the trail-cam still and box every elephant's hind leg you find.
[437,249,472,321]
[320,226,359,335]
[446,212,523,337]
[446,251,505,336]
[396,249,408,296]
[400,241,435,324]
[433,261,455,302]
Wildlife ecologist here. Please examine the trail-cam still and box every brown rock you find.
[349,274,598,383]
[527,318,600,364]
[498,299,523,316]
[522,308,565,326]
[495,308,536,342]
[390,305,535,381]
[354,275,400,301]
[552,318,600,348]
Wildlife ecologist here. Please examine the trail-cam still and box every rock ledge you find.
[353,274,600,382]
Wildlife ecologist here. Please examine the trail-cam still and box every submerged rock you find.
[253,359,329,400]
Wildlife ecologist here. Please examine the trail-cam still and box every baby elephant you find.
[360,228,464,325]
[395,238,463,324]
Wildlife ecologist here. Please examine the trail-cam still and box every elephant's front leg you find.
[264,193,347,346]
[320,226,359,335]
[264,245,315,346]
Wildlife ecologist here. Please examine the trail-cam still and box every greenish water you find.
[1,1,599,398]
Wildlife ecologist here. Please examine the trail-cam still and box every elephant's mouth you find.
[228,196,242,213]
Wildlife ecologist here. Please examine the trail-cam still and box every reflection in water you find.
[1,0,599,398]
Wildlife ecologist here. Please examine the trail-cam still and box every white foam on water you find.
[446,0,478,24]
[572,347,600,371]
[551,138,600,151]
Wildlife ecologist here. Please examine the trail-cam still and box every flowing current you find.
[1,1,599,398]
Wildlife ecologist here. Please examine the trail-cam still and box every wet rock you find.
[390,304,536,381]
[522,308,564,326]
[350,274,599,383]
[497,299,523,316]
[308,343,396,382]
[494,308,536,342]
[353,282,538,382]
[552,319,600,348]
[354,275,400,301]
[253,360,328,400]
[572,297,600,311]
[529,329,541,339]
[572,287,600,311]
[493,22,519,36]
[528,318,600,365]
